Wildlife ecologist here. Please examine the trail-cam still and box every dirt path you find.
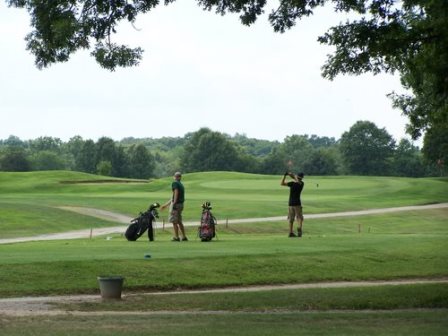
[1,278,447,316]
[1,203,447,245]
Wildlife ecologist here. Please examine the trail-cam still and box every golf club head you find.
[149,202,160,218]
[149,202,160,210]
[202,201,212,210]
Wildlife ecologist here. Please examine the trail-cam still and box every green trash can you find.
[97,276,124,299]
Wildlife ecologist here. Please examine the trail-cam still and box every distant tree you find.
[0,146,31,172]
[29,136,62,152]
[127,144,155,179]
[66,136,85,159]
[30,150,66,171]
[303,148,338,175]
[232,133,280,157]
[340,121,396,175]
[76,139,96,173]
[3,135,26,148]
[260,147,288,175]
[282,135,314,173]
[182,128,243,172]
[307,135,337,148]
[152,148,183,178]
[392,139,426,177]
[95,137,116,164]
[96,160,112,176]
[112,145,130,177]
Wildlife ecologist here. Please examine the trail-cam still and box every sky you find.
[0,1,415,144]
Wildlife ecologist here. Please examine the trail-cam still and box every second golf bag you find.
[198,201,217,242]
[125,202,160,242]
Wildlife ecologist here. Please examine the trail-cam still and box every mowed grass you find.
[1,171,447,238]
[1,171,447,335]
[0,209,447,297]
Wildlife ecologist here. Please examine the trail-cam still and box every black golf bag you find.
[125,202,160,242]
[198,201,217,242]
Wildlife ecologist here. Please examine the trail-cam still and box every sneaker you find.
[288,232,296,238]
[182,237,188,241]
[171,237,180,242]
[297,228,302,237]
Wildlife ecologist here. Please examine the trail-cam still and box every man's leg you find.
[178,223,188,241]
[171,223,180,241]
[288,206,296,237]
[297,206,304,237]
[170,206,181,241]
[289,221,295,236]
[177,206,187,241]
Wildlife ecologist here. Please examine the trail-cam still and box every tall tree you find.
[127,144,155,179]
[29,136,62,153]
[182,128,243,172]
[260,147,288,175]
[282,135,313,173]
[2,135,26,148]
[112,145,130,177]
[422,124,448,176]
[66,135,85,159]
[340,120,396,175]
[0,146,31,172]
[30,150,66,171]
[76,139,96,173]
[95,137,116,165]
[392,139,426,177]
[96,160,112,176]
[303,148,339,175]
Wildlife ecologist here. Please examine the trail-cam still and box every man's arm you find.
[172,188,179,205]
[160,199,171,210]
[281,172,289,186]
[161,186,178,210]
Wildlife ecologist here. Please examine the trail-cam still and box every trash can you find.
[97,276,124,299]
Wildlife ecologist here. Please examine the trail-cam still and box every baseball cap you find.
[297,172,304,178]
[174,171,182,177]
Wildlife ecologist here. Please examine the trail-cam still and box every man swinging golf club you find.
[281,171,305,237]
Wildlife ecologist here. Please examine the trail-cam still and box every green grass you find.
[5,283,439,336]
[1,171,447,238]
[1,310,447,336]
[1,171,447,334]
[1,209,447,297]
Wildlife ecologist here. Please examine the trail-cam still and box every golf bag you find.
[125,202,160,242]
[198,201,217,242]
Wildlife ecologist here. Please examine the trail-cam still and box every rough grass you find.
[59,283,448,312]
[1,310,447,336]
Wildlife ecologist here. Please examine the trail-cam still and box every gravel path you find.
[1,278,447,316]
[1,203,447,245]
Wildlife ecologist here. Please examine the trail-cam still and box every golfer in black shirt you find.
[281,172,305,237]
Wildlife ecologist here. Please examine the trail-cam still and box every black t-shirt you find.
[287,181,304,206]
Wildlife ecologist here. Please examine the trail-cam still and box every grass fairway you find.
[0,171,447,238]
[0,171,447,334]
[1,209,447,297]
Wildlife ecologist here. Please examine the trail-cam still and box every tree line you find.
[0,121,445,178]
